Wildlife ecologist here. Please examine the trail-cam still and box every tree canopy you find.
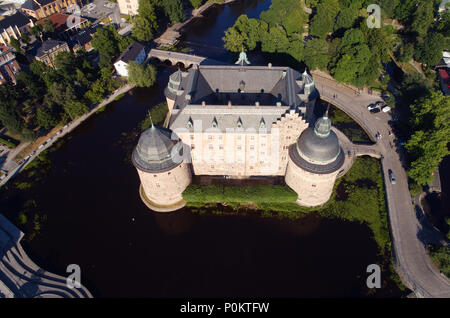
[127,62,157,87]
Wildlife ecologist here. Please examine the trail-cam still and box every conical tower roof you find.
[132,125,183,173]
[302,69,314,86]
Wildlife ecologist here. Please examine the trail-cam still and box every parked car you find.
[24,155,30,161]
[382,106,391,112]
[38,144,44,150]
[63,125,68,129]
[370,108,381,113]
[388,169,396,184]
[367,103,378,110]
[374,101,385,107]
[31,151,36,155]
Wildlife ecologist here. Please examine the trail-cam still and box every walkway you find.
[313,73,450,297]
[0,214,92,298]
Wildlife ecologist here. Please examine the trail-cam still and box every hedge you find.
[182,185,298,204]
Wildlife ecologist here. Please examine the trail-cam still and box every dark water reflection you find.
[0,0,402,297]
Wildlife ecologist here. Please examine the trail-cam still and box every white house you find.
[113,42,146,77]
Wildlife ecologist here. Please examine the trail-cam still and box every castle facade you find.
[132,59,346,212]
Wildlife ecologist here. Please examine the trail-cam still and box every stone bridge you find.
[148,49,207,68]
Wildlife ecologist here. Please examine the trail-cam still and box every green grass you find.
[328,106,372,143]
[141,102,169,129]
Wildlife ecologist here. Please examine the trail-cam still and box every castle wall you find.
[285,158,339,207]
[136,162,192,206]
[175,110,308,177]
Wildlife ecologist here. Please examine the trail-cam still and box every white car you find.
[38,144,44,149]
[24,155,30,160]
[382,106,391,112]
[367,103,378,110]
[63,125,68,129]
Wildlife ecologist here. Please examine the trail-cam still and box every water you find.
[0,0,402,297]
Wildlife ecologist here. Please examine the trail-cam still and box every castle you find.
[132,55,346,212]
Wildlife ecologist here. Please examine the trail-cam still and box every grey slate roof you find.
[35,39,67,58]
[168,65,312,132]
[302,70,314,85]
[116,42,145,63]
[0,11,32,30]
[132,126,185,173]
[290,113,344,174]
[21,0,39,11]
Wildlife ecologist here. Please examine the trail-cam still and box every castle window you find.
[190,134,194,140]
[219,145,223,150]
[250,136,255,140]
[312,184,316,187]
[250,145,254,150]
[187,117,193,128]
[168,172,171,175]
[209,144,213,149]
[153,175,157,177]
[208,135,212,139]
[156,183,160,188]
[237,146,242,150]
[260,118,266,129]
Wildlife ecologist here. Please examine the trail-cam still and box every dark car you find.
[370,108,381,113]
[388,169,396,184]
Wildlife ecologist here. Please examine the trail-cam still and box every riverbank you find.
[0,83,135,188]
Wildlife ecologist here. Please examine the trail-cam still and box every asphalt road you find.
[313,73,450,297]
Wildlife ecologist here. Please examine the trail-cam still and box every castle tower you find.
[285,109,344,207]
[164,69,183,115]
[132,122,192,212]
[302,69,316,99]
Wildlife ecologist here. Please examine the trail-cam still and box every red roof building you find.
[0,44,20,85]
[438,69,450,96]
[36,13,88,35]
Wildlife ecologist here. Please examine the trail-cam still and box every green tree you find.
[162,0,185,24]
[397,42,414,63]
[132,16,154,41]
[189,0,203,9]
[304,38,330,70]
[9,37,21,53]
[333,7,357,33]
[138,0,158,30]
[223,15,262,52]
[64,100,89,120]
[42,20,55,34]
[37,106,59,129]
[415,33,446,67]
[394,0,417,22]
[260,0,307,36]
[406,91,450,186]
[21,33,30,44]
[127,62,157,87]
[411,0,434,38]
[92,25,120,67]
[309,0,340,39]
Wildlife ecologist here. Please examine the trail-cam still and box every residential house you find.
[21,0,81,20]
[0,11,35,45]
[36,12,88,38]
[33,38,69,68]
[70,28,93,52]
[0,44,20,84]
[117,0,138,16]
[114,42,145,77]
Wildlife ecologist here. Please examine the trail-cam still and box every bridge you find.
[0,214,92,298]
[312,71,450,298]
[148,49,207,68]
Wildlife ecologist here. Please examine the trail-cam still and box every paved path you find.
[313,73,450,297]
[0,214,92,298]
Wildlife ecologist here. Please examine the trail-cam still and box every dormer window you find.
[187,117,193,128]
[260,118,266,128]
[212,117,218,128]
[239,80,245,92]
[237,117,243,128]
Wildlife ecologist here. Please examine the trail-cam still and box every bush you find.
[428,245,450,278]
[183,185,298,204]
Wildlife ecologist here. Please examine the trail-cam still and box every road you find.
[312,72,450,297]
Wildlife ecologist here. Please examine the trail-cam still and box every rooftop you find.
[37,13,87,31]
[115,42,145,64]
[0,11,31,29]
[35,39,67,58]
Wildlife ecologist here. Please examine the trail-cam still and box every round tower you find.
[132,123,192,212]
[285,110,344,207]
[164,69,183,114]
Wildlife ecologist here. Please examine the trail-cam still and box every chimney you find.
[255,101,260,108]
[268,63,272,68]
[201,101,206,107]
[276,102,281,108]
[228,101,232,108]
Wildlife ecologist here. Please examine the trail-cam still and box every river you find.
[0,0,403,297]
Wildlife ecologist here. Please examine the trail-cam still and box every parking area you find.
[81,0,120,23]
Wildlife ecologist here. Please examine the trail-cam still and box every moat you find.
[0,0,404,297]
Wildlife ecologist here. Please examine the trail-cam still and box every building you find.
[70,28,93,52]
[113,42,145,77]
[132,52,347,212]
[21,0,80,20]
[36,13,88,37]
[117,0,139,16]
[0,44,20,84]
[0,11,34,45]
[33,38,69,67]
[438,68,450,96]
